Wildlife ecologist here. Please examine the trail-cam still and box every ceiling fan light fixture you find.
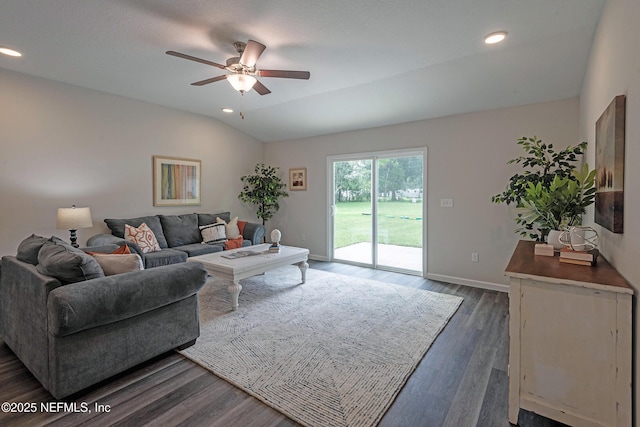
[227,74,257,93]
[484,31,507,45]
[221,108,234,113]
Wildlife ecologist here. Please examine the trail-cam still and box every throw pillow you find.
[237,220,247,236]
[92,253,144,276]
[216,216,241,239]
[225,237,244,250]
[16,234,49,265]
[200,223,227,244]
[37,241,105,284]
[85,244,131,256]
[125,223,161,253]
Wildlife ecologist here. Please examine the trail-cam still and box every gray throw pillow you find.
[37,241,105,283]
[16,234,49,265]
[16,235,66,265]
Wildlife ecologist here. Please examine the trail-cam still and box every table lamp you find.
[56,205,92,248]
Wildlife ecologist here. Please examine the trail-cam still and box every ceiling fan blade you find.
[252,80,271,95]
[191,75,228,86]
[240,40,266,67]
[166,51,225,69]
[257,69,310,80]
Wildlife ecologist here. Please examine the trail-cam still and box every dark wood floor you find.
[0,261,564,427]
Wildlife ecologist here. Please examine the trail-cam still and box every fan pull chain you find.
[240,91,245,119]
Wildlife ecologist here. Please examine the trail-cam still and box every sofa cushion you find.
[37,241,105,284]
[92,254,144,276]
[172,242,224,257]
[198,211,231,226]
[200,223,226,244]
[125,223,161,253]
[143,249,188,268]
[159,214,200,247]
[104,216,168,249]
[16,234,50,265]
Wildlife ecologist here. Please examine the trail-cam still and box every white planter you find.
[546,230,565,250]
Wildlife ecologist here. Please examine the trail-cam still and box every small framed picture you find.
[153,156,202,206]
[289,167,307,191]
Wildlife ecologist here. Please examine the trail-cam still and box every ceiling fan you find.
[166,40,310,95]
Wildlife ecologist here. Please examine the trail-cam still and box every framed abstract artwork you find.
[289,167,307,191]
[595,95,625,233]
[153,156,201,206]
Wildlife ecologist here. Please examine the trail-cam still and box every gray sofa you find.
[0,235,208,399]
[87,211,266,268]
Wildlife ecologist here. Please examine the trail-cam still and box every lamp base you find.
[69,229,79,248]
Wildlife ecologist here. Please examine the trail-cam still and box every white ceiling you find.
[0,0,605,142]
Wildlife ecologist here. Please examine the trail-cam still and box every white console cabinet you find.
[505,240,632,426]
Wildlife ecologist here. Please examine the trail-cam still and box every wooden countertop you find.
[505,240,633,294]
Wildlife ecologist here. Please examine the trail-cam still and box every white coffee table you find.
[188,243,310,311]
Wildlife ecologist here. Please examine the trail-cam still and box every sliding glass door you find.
[330,149,425,274]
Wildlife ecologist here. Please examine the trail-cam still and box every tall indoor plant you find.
[491,136,594,241]
[238,163,289,226]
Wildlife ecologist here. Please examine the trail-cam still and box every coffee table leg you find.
[228,281,242,311]
[297,261,309,284]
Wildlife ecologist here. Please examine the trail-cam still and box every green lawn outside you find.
[334,201,423,248]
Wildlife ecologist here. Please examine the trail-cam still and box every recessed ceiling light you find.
[484,31,507,45]
[221,108,234,113]
[0,47,22,57]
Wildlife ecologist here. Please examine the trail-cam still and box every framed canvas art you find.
[289,167,307,191]
[595,95,625,233]
[153,156,201,206]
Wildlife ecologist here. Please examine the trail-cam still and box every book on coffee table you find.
[221,250,262,259]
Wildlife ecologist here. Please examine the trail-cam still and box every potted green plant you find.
[518,164,596,245]
[491,136,594,241]
[238,163,289,226]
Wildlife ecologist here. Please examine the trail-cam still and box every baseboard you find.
[309,254,329,262]
[426,273,508,293]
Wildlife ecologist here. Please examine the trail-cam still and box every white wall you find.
[264,98,579,287]
[578,0,640,420]
[0,68,263,257]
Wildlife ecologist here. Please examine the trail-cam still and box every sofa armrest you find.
[86,234,143,257]
[47,262,208,337]
[0,256,64,385]
[243,222,266,245]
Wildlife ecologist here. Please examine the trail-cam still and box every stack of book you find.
[559,247,599,266]
[268,243,281,253]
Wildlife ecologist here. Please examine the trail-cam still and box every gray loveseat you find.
[0,235,208,399]
[87,211,266,268]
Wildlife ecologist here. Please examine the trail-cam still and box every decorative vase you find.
[546,230,565,251]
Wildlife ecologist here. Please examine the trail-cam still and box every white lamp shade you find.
[227,74,257,92]
[56,206,93,230]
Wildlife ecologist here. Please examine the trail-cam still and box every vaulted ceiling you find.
[0,0,605,142]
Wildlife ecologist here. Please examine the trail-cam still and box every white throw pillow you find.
[92,253,144,276]
[200,223,227,244]
[216,216,241,239]
[124,222,161,253]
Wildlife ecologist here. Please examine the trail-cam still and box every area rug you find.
[179,266,463,427]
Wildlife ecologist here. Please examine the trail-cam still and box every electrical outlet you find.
[472,252,479,262]
[440,198,454,208]
[301,234,306,241]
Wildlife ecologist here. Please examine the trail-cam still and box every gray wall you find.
[0,68,264,256]
[264,97,579,288]
[579,0,640,419]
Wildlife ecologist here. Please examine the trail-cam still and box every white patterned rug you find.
[179,266,462,427]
